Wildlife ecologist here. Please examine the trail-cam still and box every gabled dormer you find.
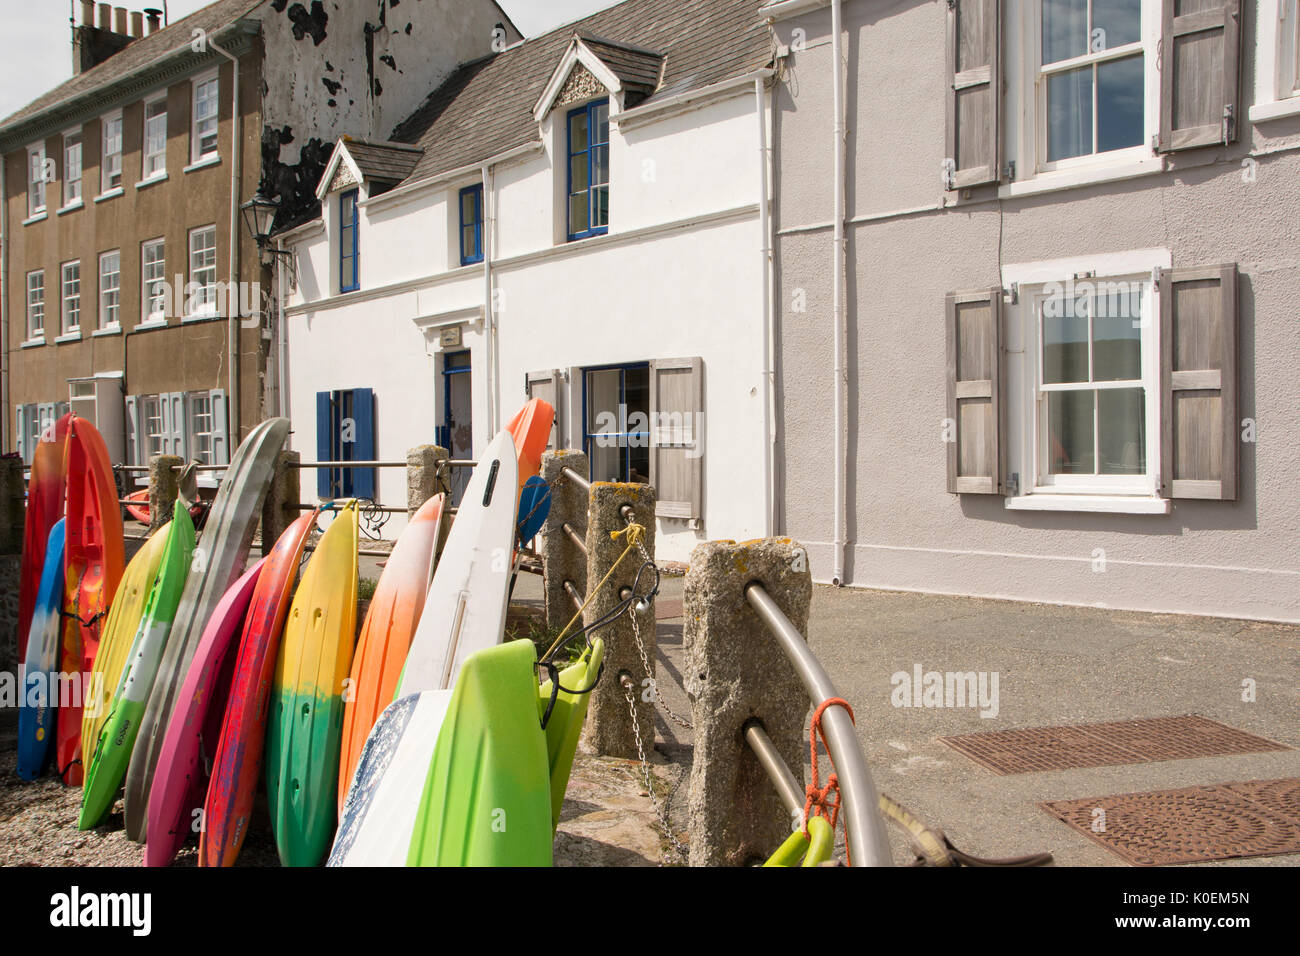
[532,33,665,121]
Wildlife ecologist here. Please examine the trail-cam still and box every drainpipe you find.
[482,163,497,437]
[1,158,8,454]
[830,0,847,586]
[755,74,775,538]
[276,236,289,418]
[208,37,242,439]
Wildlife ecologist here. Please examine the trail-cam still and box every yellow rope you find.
[542,522,646,662]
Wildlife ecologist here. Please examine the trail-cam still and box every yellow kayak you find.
[80,523,170,770]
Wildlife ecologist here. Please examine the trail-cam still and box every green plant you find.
[358,576,378,601]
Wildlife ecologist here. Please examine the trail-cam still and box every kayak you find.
[16,521,66,780]
[200,511,317,867]
[125,416,289,841]
[123,490,204,525]
[397,431,518,697]
[18,413,68,662]
[146,559,264,867]
[79,509,195,831]
[539,638,605,831]
[506,398,554,497]
[58,415,125,785]
[81,524,170,772]
[337,493,444,812]
[407,639,553,866]
[266,501,358,867]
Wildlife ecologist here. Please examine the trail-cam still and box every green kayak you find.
[406,639,553,866]
[79,509,195,830]
[538,638,604,832]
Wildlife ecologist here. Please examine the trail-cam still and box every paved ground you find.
[508,570,1300,867]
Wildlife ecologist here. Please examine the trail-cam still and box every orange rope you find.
[803,696,855,865]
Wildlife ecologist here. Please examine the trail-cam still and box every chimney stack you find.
[130,10,143,37]
[145,8,162,34]
[75,2,141,74]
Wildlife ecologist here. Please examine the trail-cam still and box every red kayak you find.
[58,416,124,786]
[18,414,69,661]
[123,490,204,525]
[506,398,555,497]
[199,512,317,867]
[146,559,264,867]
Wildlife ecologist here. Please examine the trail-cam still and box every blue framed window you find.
[566,99,610,241]
[316,387,375,500]
[339,189,359,293]
[582,363,649,483]
[459,185,484,266]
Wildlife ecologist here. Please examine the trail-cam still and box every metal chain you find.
[630,600,693,730]
[622,675,689,865]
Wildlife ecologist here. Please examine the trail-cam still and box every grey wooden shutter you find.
[649,357,703,521]
[1159,263,1238,500]
[525,369,562,450]
[945,288,1003,493]
[208,388,229,465]
[566,366,584,450]
[1158,0,1243,151]
[161,391,188,460]
[124,395,139,465]
[945,0,1001,189]
[15,405,29,462]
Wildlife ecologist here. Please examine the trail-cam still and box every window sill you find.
[135,172,169,190]
[183,155,221,174]
[134,317,167,332]
[54,331,82,344]
[1249,98,1300,123]
[56,200,83,216]
[181,311,222,324]
[1004,494,1170,515]
[21,212,47,226]
[999,156,1164,200]
[19,338,45,349]
[93,187,124,204]
[92,325,122,337]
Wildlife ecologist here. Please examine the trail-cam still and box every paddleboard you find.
[16,521,66,780]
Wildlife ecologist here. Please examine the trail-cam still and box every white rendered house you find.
[278,0,778,561]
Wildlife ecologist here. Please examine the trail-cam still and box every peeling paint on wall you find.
[287,1,329,46]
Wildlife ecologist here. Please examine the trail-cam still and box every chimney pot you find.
[80,1,94,28]
[114,6,128,35]
[96,3,111,30]
[130,10,143,37]
[145,8,162,34]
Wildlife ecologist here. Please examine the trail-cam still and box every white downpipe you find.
[208,38,242,438]
[276,237,289,419]
[830,0,847,586]
[756,75,776,538]
[482,163,497,437]
[0,158,8,453]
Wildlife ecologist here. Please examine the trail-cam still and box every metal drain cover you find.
[941,714,1288,775]
[1042,779,1300,866]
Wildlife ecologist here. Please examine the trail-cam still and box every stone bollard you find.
[147,455,183,534]
[260,450,300,555]
[684,538,812,867]
[539,450,589,632]
[406,444,450,517]
[581,481,655,760]
[0,456,25,673]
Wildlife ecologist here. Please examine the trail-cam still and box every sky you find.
[0,0,622,120]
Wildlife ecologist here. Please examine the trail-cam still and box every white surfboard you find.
[328,690,454,866]
[397,430,519,697]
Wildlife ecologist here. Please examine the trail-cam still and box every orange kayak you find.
[506,398,554,496]
[337,494,445,812]
[58,416,125,786]
[18,414,69,662]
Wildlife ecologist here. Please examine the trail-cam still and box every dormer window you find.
[566,99,609,241]
[339,189,359,293]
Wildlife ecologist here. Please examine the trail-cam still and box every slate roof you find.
[340,137,425,185]
[391,0,772,186]
[579,35,665,99]
[0,0,261,133]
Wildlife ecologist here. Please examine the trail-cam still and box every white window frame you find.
[142,93,168,180]
[141,394,164,461]
[191,70,220,164]
[187,390,216,464]
[1252,0,1300,122]
[188,224,218,318]
[27,143,47,217]
[63,129,83,207]
[99,250,121,330]
[1001,249,1170,512]
[61,260,81,335]
[101,110,123,193]
[141,238,167,324]
[1004,1,1161,195]
[26,270,45,340]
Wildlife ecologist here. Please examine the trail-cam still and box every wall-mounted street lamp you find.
[240,191,293,266]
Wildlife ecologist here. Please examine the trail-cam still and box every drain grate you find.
[1042,779,1300,865]
[940,714,1288,775]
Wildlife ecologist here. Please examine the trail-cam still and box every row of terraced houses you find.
[3,0,1298,622]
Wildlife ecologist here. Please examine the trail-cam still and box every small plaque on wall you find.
[439,325,462,348]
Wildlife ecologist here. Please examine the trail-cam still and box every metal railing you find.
[743,582,892,868]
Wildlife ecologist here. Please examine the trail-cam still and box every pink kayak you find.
[144,559,265,867]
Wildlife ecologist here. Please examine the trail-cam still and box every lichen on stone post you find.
[260,450,300,555]
[147,455,183,534]
[684,538,812,867]
[539,450,589,633]
[406,444,450,517]
[581,481,656,760]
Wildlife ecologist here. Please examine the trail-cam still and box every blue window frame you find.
[582,362,649,483]
[566,99,610,241]
[316,387,375,500]
[459,185,484,266]
[339,189,359,293]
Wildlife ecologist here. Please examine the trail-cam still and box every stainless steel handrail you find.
[743,719,803,820]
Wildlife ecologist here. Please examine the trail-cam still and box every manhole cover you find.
[1042,779,1300,865]
[941,714,1288,775]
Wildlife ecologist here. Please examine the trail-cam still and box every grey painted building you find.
[764,0,1300,621]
